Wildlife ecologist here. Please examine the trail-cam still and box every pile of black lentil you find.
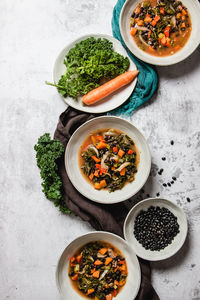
[134,206,180,251]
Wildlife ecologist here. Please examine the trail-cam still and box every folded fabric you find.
[54,107,159,300]
[110,0,158,116]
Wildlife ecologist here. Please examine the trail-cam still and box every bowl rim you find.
[119,0,200,66]
[123,197,188,261]
[53,33,137,113]
[55,231,141,299]
[65,115,151,204]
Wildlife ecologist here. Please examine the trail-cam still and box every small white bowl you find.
[119,0,200,66]
[123,198,188,261]
[53,33,137,113]
[56,231,141,300]
[65,116,151,204]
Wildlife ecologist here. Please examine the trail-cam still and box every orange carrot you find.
[76,253,82,263]
[113,146,118,153]
[120,168,126,176]
[161,35,167,46]
[94,170,100,177]
[92,270,100,278]
[105,257,112,265]
[118,149,125,158]
[82,71,139,106]
[144,13,152,22]
[164,26,170,38]
[94,182,101,189]
[94,259,103,265]
[89,173,94,180]
[106,294,113,300]
[96,135,104,141]
[100,168,107,175]
[99,248,108,255]
[87,288,95,295]
[130,27,137,36]
[182,9,187,15]
[71,274,78,281]
[70,256,75,263]
[137,19,143,26]
[96,141,107,149]
[160,7,165,15]
[95,164,101,169]
[91,136,96,144]
[100,179,107,188]
[128,149,133,154]
[112,289,118,297]
[91,155,101,163]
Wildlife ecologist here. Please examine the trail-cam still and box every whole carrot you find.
[82,70,139,106]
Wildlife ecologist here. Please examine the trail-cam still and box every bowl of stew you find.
[120,0,200,65]
[56,231,141,300]
[65,116,151,204]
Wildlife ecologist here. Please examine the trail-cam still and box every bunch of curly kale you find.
[46,37,130,98]
[34,133,70,214]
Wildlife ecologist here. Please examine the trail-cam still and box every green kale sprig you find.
[34,133,70,214]
[46,37,130,98]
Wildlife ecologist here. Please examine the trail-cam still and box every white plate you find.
[65,116,151,204]
[56,231,141,300]
[119,0,200,66]
[53,34,137,113]
[123,198,188,261]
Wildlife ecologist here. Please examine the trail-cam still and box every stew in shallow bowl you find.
[120,0,200,65]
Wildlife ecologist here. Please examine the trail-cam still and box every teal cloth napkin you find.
[110,0,158,116]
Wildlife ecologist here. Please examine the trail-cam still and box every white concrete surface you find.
[0,0,200,299]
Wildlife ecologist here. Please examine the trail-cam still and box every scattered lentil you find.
[172,176,177,181]
[134,206,180,251]
[167,183,171,187]
[187,197,191,202]
[156,192,160,197]
[171,181,174,184]
[163,183,167,187]
[170,140,174,145]
[162,157,166,161]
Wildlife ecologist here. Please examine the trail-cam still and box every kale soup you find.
[130,0,192,56]
[69,241,128,300]
[79,128,140,192]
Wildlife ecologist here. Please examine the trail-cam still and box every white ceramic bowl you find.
[65,116,151,204]
[119,0,200,66]
[53,34,137,113]
[123,198,188,261]
[56,232,141,300]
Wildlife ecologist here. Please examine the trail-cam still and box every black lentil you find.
[134,206,180,251]
[170,140,174,145]
[167,183,171,187]
[171,181,174,184]
[163,183,167,187]
[187,197,191,202]
[172,176,177,181]
[156,192,160,197]
[162,157,166,161]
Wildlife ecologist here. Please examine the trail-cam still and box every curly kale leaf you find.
[46,37,130,98]
[34,133,71,214]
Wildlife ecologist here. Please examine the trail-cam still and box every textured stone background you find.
[0,0,200,299]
